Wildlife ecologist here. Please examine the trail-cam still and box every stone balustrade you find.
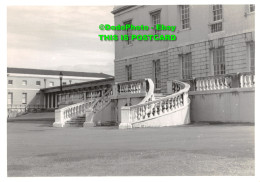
[195,75,232,91]
[53,100,94,127]
[240,72,255,88]
[116,79,148,96]
[192,72,255,91]
[120,80,190,129]
[91,88,113,113]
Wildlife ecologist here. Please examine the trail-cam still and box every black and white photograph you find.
[0,1,258,181]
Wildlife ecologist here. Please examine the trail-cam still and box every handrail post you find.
[53,109,64,127]
[119,106,132,129]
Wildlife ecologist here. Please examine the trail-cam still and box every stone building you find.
[112,5,255,94]
[7,67,113,117]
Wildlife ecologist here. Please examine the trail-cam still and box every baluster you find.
[167,99,171,112]
[216,78,220,89]
[240,74,244,88]
[205,79,209,91]
[248,75,252,87]
[253,75,255,87]
[224,77,228,89]
[245,75,249,88]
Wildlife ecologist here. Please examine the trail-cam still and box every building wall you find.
[113,5,255,94]
[189,88,255,123]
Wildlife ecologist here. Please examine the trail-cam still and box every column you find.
[46,94,49,109]
[51,94,54,108]
[43,94,46,109]
[55,94,58,108]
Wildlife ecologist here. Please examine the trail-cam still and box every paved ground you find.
[7,113,254,176]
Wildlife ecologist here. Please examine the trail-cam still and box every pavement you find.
[7,113,255,176]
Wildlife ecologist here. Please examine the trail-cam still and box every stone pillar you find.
[43,94,46,109]
[83,109,95,127]
[46,94,49,109]
[55,94,58,108]
[50,94,54,108]
[119,106,132,129]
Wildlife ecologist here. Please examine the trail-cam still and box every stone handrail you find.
[195,75,232,91]
[137,78,155,104]
[53,99,95,127]
[120,80,190,128]
[91,88,113,113]
[116,79,148,96]
[240,72,255,88]
[83,88,113,127]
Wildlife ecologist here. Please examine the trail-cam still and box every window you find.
[124,20,132,45]
[22,80,27,85]
[153,60,161,89]
[213,5,222,21]
[180,5,190,29]
[22,93,27,104]
[36,81,41,86]
[126,65,132,81]
[212,47,225,75]
[49,82,54,87]
[63,82,66,85]
[249,4,255,12]
[181,53,192,79]
[211,5,223,33]
[211,22,222,33]
[249,42,255,73]
[151,11,161,35]
[8,92,13,105]
[8,80,13,85]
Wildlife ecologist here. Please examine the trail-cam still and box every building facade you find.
[7,67,113,107]
[112,5,255,94]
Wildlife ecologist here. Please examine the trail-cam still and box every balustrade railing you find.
[193,72,255,91]
[90,88,113,113]
[240,72,255,88]
[54,100,95,127]
[195,75,232,91]
[121,80,190,127]
[116,79,148,96]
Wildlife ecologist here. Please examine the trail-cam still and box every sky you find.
[7,6,115,75]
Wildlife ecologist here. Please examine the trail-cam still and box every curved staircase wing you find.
[119,80,190,129]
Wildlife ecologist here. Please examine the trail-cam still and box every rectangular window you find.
[249,42,255,73]
[249,4,255,12]
[126,65,132,81]
[153,59,161,89]
[22,93,27,104]
[8,80,13,85]
[124,20,132,45]
[211,22,222,33]
[8,92,13,105]
[22,80,27,85]
[49,82,54,87]
[211,5,223,33]
[213,5,222,21]
[181,53,192,79]
[212,47,225,75]
[180,5,190,29]
[151,11,161,35]
[36,81,41,86]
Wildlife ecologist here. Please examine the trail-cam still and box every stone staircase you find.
[64,115,85,127]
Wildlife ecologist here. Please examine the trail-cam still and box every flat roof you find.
[7,67,113,78]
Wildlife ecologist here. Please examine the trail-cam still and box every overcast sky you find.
[7,6,115,75]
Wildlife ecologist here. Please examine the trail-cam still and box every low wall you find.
[189,88,255,123]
